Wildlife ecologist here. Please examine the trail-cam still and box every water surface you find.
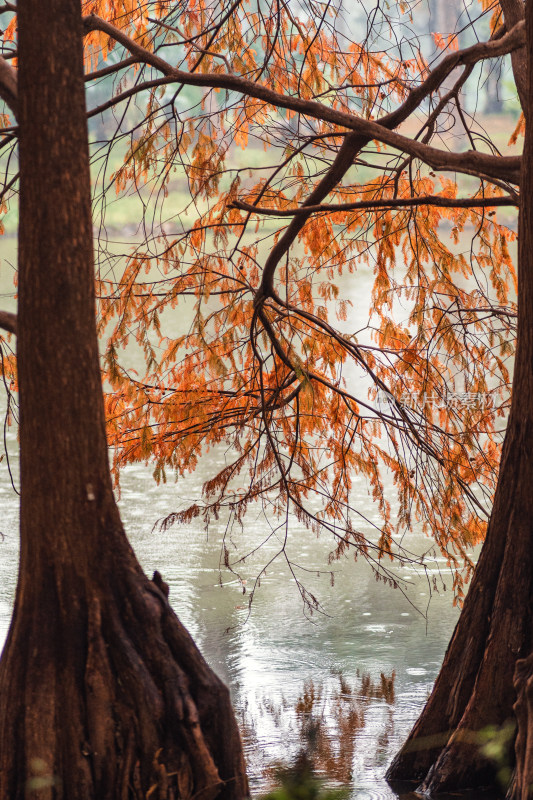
[0,442,461,799]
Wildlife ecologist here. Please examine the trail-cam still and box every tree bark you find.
[0,1,249,798]
[387,3,533,796]
[510,654,533,800]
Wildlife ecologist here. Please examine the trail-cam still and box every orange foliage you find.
[0,0,521,603]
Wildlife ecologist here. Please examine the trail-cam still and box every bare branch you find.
[0,310,16,335]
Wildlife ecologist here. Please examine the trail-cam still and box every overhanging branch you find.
[231,195,518,217]
[381,20,525,129]
[83,14,522,187]
[0,310,16,335]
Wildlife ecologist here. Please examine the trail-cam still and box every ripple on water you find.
[349,784,407,800]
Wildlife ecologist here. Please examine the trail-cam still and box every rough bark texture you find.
[0,1,249,798]
[510,654,533,800]
[387,3,533,796]
[386,413,533,794]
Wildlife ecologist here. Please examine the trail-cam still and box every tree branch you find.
[82,14,522,186]
[85,56,139,82]
[380,20,525,129]
[0,310,16,335]
[87,77,175,118]
[0,54,17,119]
[231,195,518,217]
[258,133,370,299]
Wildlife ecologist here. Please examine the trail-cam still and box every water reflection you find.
[243,672,395,791]
[115,460,461,799]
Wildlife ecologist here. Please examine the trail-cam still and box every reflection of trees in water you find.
[262,752,349,800]
[241,671,396,790]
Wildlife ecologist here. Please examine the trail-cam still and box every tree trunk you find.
[0,2,249,798]
[387,6,533,797]
[386,413,533,794]
[510,653,533,800]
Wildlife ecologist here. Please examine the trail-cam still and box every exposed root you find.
[0,565,248,800]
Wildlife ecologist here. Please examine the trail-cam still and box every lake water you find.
[0,232,473,798]
[0,427,462,799]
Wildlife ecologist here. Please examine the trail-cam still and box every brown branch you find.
[0,310,16,335]
[85,56,139,82]
[265,297,490,517]
[261,133,372,300]
[87,77,175,118]
[381,20,525,129]
[82,14,522,186]
[0,54,17,119]
[231,195,518,217]
[82,11,523,316]
[151,0,244,48]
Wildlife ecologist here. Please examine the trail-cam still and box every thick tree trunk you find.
[386,416,533,794]
[387,5,533,796]
[0,2,249,798]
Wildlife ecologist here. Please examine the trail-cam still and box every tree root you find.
[0,564,249,800]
